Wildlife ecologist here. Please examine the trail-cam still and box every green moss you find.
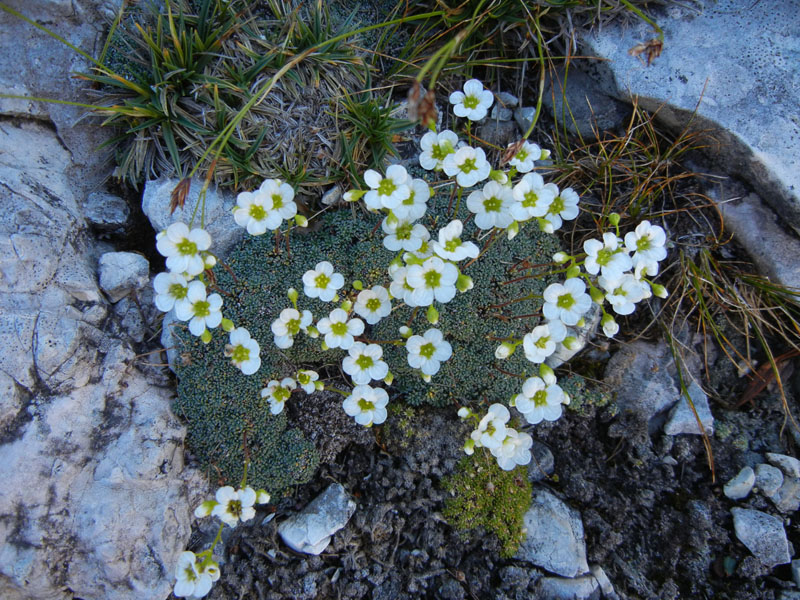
[560,373,614,416]
[442,449,532,558]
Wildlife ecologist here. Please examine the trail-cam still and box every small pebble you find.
[724,466,755,500]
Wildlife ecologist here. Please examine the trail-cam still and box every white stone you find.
[731,507,791,568]
[755,464,784,498]
[766,453,800,479]
[99,252,150,303]
[534,575,600,600]
[278,484,356,555]
[514,106,538,134]
[516,488,589,577]
[321,185,343,206]
[495,91,519,108]
[490,105,513,121]
[663,380,714,436]
[83,192,130,229]
[590,565,619,599]
[723,466,755,500]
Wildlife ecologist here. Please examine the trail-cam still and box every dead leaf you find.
[628,38,663,66]
[169,178,191,215]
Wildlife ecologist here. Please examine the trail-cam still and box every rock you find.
[514,106,539,134]
[527,440,555,482]
[278,483,357,555]
[490,105,513,121]
[142,177,245,260]
[766,453,800,479]
[723,466,755,500]
[590,565,619,600]
[711,191,800,291]
[83,192,130,231]
[547,303,601,369]
[731,507,791,568]
[603,340,680,434]
[533,575,600,600]
[769,477,800,514]
[476,119,518,148]
[495,91,519,108]
[321,185,343,206]
[755,463,784,498]
[516,488,589,577]
[542,65,628,139]
[98,252,150,303]
[663,380,714,436]
[792,559,800,588]
[580,0,800,234]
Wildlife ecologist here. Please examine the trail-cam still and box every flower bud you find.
[494,342,515,359]
[385,212,399,227]
[340,299,353,312]
[589,286,605,304]
[421,373,432,383]
[194,500,217,518]
[287,287,299,304]
[343,189,365,202]
[652,283,669,298]
[539,363,555,382]
[295,215,308,228]
[200,329,212,344]
[255,489,271,504]
[221,318,235,332]
[562,392,571,405]
[456,274,474,292]
[399,325,412,338]
[306,325,319,339]
[314,380,324,391]
[352,280,363,291]
[490,169,509,184]
[457,407,470,419]
[203,254,217,269]
[384,372,394,385]
[553,252,570,264]
[562,336,580,350]
[463,438,475,455]
[320,340,329,351]
[566,264,581,279]
[506,221,519,240]
[601,314,619,337]
[426,304,439,325]
[608,212,621,226]
[540,149,551,160]
[403,252,423,266]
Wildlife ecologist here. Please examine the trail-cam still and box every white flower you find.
[513,376,566,424]
[419,130,458,171]
[296,369,320,393]
[156,222,212,276]
[226,327,261,375]
[211,486,257,528]
[302,261,345,302]
[541,186,580,232]
[174,551,214,599]
[432,220,479,261]
[508,141,542,173]
[542,279,592,326]
[599,273,651,315]
[406,256,459,306]
[388,264,418,307]
[583,232,633,281]
[392,178,431,222]
[406,328,452,376]
[260,378,297,414]
[364,164,410,211]
[442,146,491,188]
[449,79,494,121]
[470,403,510,449]
[382,216,429,252]
[271,308,313,349]
[153,271,190,312]
[343,384,389,426]
[342,342,389,385]
[522,320,568,364]
[466,180,515,230]
[491,429,533,471]
[174,280,223,336]
[511,172,557,222]
[354,286,392,324]
[624,220,667,277]
[601,314,619,337]
[317,308,364,350]
[233,178,297,234]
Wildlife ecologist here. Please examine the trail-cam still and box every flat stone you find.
[476,119,518,148]
[321,185,343,206]
[723,466,755,500]
[663,380,714,436]
[534,575,600,600]
[590,565,619,600]
[98,252,150,303]
[755,464,784,498]
[769,477,800,514]
[516,488,589,577]
[792,558,800,588]
[766,453,800,479]
[490,105,513,121]
[580,0,800,234]
[278,484,356,555]
[731,507,791,568]
[495,91,519,108]
[83,191,130,230]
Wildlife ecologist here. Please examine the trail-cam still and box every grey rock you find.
[731,507,791,568]
[580,0,800,233]
[160,309,182,373]
[516,488,589,577]
[534,575,600,600]
[527,440,555,482]
[590,565,619,600]
[495,91,519,108]
[98,252,150,303]
[321,185,343,206]
[113,297,146,343]
[476,119,518,148]
[723,466,755,500]
[142,177,245,260]
[755,464,784,498]
[663,380,714,436]
[547,303,601,369]
[278,484,357,555]
[779,592,800,600]
[83,192,130,230]
[792,559,800,588]
[490,105,513,121]
[514,106,539,134]
[712,191,800,291]
[769,476,800,514]
[542,65,628,139]
[604,341,680,434]
[766,453,800,479]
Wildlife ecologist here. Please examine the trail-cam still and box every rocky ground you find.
[2,1,800,600]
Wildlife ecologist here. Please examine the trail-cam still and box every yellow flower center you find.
[556,294,575,309]
[169,283,187,299]
[331,321,348,336]
[419,342,435,359]
[366,298,381,312]
[378,178,397,196]
[177,239,198,256]
[249,203,267,220]
[231,345,250,363]
[314,273,331,289]
[483,196,502,213]
[271,193,283,209]
[192,300,210,317]
[356,355,374,370]
[424,270,442,288]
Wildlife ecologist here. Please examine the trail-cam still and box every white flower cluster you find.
[176,485,270,598]
[459,404,533,471]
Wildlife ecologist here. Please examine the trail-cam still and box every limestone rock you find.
[731,508,791,568]
[516,488,589,578]
[723,466,755,500]
[527,440,555,482]
[590,565,619,600]
[766,453,800,479]
[98,252,150,303]
[755,463,784,498]
[533,575,600,600]
[142,177,244,260]
[278,484,357,555]
[580,0,800,233]
[83,191,130,231]
[663,380,714,436]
